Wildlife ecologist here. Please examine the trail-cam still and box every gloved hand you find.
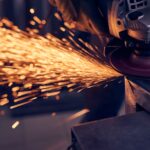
[49,0,109,38]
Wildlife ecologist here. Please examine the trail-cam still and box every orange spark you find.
[0,110,5,116]
[12,121,20,129]
[0,19,121,108]
[55,95,60,101]
[30,20,36,26]
[0,98,9,106]
[66,109,90,121]
[10,99,36,109]
[33,16,42,24]
[54,12,62,21]
[60,27,66,32]
[51,112,57,117]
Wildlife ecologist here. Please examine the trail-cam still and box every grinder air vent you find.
[127,0,148,10]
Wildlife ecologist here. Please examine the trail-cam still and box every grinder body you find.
[98,0,150,78]
[100,0,150,113]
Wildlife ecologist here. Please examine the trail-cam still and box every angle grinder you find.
[101,0,150,78]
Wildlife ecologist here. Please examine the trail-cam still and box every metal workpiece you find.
[125,77,150,113]
[124,78,136,113]
[71,111,150,150]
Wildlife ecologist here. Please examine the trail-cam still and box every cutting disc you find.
[109,47,150,78]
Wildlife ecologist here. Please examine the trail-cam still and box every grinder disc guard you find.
[109,46,150,78]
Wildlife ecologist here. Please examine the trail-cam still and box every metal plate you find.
[72,112,150,150]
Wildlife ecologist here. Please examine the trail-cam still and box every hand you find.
[49,0,108,37]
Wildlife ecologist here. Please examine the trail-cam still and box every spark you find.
[103,84,108,88]
[64,22,76,29]
[66,109,90,121]
[10,99,36,109]
[55,95,60,101]
[33,16,42,24]
[0,98,9,106]
[51,112,57,117]
[0,110,5,116]
[0,19,121,108]
[54,12,62,21]
[30,20,36,26]
[41,20,46,25]
[12,121,20,129]
[118,80,123,84]
[29,8,35,14]
[60,27,66,32]
[12,87,20,92]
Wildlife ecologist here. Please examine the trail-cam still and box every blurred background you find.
[0,0,125,150]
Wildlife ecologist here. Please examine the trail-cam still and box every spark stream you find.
[0,19,121,108]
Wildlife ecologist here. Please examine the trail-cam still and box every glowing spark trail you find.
[66,109,90,122]
[0,19,121,108]
[12,121,20,129]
